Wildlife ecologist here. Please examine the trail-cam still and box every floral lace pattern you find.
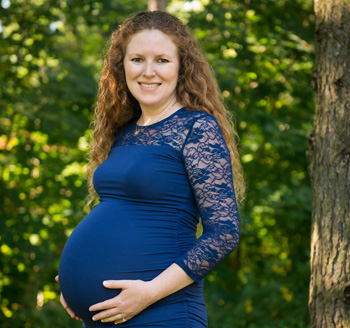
[115,107,239,282]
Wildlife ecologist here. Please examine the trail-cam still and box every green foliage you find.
[1,0,314,327]
[0,1,147,327]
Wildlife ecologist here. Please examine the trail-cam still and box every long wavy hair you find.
[86,10,245,209]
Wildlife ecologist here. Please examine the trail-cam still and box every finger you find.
[65,304,76,318]
[114,315,129,325]
[60,294,77,319]
[103,280,130,289]
[73,313,82,321]
[67,306,82,321]
[89,299,115,312]
[101,313,125,323]
[60,293,68,308]
[92,308,120,321]
[55,275,59,282]
[59,294,81,320]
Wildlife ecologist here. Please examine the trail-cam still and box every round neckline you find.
[135,107,185,128]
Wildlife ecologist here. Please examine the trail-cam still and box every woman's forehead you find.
[125,29,178,56]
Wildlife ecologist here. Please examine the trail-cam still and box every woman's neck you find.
[137,99,181,126]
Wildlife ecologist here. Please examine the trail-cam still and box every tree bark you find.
[307,0,350,327]
[148,0,168,11]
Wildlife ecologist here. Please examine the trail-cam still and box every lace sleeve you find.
[174,114,240,283]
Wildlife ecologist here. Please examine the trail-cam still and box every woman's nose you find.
[143,62,156,77]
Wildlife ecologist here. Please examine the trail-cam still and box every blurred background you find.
[0,0,315,327]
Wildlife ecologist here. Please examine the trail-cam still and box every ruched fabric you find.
[58,107,239,327]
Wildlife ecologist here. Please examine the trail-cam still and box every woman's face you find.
[123,29,180,111]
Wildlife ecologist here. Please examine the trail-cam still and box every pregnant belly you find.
[58,201,182,325]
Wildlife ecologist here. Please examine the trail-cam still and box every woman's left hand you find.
[89,280,157,325]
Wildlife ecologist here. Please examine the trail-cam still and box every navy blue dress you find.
[58,107,239,327]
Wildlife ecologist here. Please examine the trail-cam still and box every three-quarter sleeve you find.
[174,115,240,283]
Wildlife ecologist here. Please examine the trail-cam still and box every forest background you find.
[0,0,315,327]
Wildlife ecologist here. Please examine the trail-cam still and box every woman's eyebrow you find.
[127,52,172,57]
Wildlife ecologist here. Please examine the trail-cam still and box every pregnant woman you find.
[57,10,245,327]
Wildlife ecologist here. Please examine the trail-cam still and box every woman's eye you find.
[158,58,169,63]
[131,58,143,63]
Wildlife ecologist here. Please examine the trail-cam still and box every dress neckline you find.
[135,107,186,129]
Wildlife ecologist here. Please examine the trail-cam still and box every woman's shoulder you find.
[180,108,226,144]
[181,107,218,123]
[181,108,220,132]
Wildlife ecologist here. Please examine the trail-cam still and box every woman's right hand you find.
[55,275,83,321]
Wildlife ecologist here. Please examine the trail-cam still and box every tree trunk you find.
[148,0,168,11]
[307,0,350,327]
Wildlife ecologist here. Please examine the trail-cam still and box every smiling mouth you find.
[139,83,161,88]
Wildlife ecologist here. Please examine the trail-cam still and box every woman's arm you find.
[88,263,193,324]
[148,262,194,299]
[174,114,240,283]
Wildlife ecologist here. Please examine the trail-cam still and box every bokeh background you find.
[0,0,315,327]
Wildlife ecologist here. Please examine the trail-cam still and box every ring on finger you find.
[117,313,126,322]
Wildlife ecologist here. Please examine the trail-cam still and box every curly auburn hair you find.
[86,10,245,208]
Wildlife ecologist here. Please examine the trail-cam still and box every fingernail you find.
[92,316,96,321]
[103,281,110,287]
